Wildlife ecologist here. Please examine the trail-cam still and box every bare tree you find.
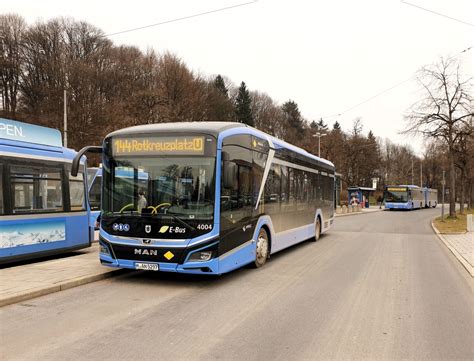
[0,14,26,116]
[453,122,473,214]
[405,57,473,217]
[251,91,287,137]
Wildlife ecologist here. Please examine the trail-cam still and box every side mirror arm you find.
[71,146,103,176]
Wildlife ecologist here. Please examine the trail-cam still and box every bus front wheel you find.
[313,217,321,242]
[254,228,269,268]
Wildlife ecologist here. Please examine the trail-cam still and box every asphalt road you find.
[1,208,473,360]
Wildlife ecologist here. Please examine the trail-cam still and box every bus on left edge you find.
[0,118,92,264]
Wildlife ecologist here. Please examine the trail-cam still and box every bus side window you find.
[280,165,288,203]
[89,176,101,210]
[221,145,253,223]
[10,165,63,213]
[69,172,86,211]
[289,168,295,205]
[0,164,3,215]
[252,149,267,211]
[264,164,281,214]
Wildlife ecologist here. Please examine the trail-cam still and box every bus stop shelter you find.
[348,186,375,208]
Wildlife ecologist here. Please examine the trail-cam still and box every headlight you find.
[100,243,110,256]
[189,250,213,262]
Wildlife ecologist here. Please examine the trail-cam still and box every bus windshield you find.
[384,188,408,202]
[103,156,215,220]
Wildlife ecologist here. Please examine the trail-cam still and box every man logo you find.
[145,225,151,233]
[142,239,152,245]
[134,249,158,256]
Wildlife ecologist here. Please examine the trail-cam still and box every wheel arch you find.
[314,208,324,233]
[259,224,272,255]
[253,216,275,256]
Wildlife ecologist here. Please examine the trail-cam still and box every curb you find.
[431,221,474,278]
[336,209,385,217]
[0,268,126,308]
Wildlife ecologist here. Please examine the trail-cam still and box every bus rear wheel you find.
[313,217,321,242]
[254,228,269,268]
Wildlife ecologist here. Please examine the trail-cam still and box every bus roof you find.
[108,121,244,138]
[0,118,86,164]
[106,122,334,168]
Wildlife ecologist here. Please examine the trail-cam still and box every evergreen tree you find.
[310,120,318,129]
[333,121,341,131]
[316,118,328,131]
[281,100,306,144]
[213,75,228,97]
[235,82,254,126]
[367,130,376,142]
[282,100,304,132]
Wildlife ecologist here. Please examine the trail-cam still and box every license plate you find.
[135,262,159,271]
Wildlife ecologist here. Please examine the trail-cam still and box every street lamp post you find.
[312,132,327,158]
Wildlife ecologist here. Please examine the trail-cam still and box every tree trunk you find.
[449,149,456,217]
[469,178,473,210]
[459,170,465,214]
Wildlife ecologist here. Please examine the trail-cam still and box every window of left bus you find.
[69,172,86,211]
[0,165,4,214]
[10,165,63,213]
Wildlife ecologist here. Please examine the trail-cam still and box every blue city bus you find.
[384,185,425,210]
[0,118,92,264]
[72,122,336,275]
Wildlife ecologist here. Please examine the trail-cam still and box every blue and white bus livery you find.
[423,187,438,208]
[72,122,336,275]
[384,185,424,210]
[0,118,92,264]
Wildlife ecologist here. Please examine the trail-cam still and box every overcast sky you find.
[3,0,473,154]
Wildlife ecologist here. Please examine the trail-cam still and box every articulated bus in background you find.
[384,185,436,210]
[73,122,336,275]
[0,118,92,264]
[423,187,438,208]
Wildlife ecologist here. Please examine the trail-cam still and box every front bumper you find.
[99,238,220,275]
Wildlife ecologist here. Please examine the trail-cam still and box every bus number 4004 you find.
[197,224,212,231]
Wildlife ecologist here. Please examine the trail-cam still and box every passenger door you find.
[219,139,254,255]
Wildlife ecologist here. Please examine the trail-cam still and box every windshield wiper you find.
[116,210,137,215]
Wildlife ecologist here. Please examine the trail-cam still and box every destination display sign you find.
[386,187,407,192]
[112,136,205,156]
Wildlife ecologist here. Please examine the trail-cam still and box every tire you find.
[313,216,321,242]
[254,228,269,268]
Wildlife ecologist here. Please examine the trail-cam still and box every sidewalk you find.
[431,224,473,277]
[0,244,125,307]
[335,207,385,217]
